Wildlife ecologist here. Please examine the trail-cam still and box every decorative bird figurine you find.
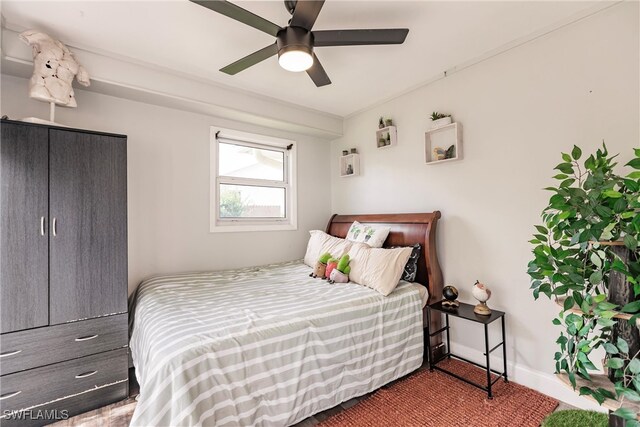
[472,280,492,315]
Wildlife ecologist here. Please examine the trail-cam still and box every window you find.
[210,127,297,232]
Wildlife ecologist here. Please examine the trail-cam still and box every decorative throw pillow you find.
[347,243,413,296]
[303,230,352,268]
[391,243,421,282]
[345,221,391,248]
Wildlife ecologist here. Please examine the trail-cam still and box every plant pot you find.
[430,117,452,129]
[385,120,393,127]
[377,139,385,148]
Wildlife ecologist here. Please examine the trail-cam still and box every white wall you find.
[0,74,332,294]
[330,2,638,406]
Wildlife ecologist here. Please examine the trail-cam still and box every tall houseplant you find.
[528,144,640,422]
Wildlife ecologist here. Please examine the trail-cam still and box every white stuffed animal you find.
[19,30,90,108]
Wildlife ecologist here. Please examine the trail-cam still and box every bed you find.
[129,212,443,426]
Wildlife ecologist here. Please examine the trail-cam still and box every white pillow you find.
[345,221,391,248]
[303,230,353,268]
[347,243,413,296]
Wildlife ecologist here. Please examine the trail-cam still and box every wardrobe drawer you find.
[0,380,128,427]
[0,314,127,376]
[0,348,128,414]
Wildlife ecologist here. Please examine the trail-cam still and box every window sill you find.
[210,223,298,233]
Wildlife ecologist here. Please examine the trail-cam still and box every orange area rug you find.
[318,359,558,427]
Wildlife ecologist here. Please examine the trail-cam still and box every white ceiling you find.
[1,0,603,116]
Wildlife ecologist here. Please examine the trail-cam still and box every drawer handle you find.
[75,370,97,379]
[0,350,22,358]
[0,391,22,401]
[75,334,99,342]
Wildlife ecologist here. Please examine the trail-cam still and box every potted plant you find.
[385,118,393,127]
[528,144,640,423]
[379,117,385,129]
[386,132,391,146]
[430,112,452,128]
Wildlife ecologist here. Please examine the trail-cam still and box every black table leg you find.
[445,313,451,359]
[502,316,508,383]
[484,323,493,399]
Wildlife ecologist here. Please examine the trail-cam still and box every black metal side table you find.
[426,300,508,399]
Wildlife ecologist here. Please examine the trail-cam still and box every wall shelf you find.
[425,123,462,165]
[339,153,360,177]
[376,126,397,148]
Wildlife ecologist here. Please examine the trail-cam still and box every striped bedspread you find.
[129,260,425,427]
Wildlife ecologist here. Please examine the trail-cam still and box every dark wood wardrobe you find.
[0,120,129,426]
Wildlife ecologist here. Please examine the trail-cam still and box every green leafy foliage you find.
[219,189,247,218]
[528,143,640,415]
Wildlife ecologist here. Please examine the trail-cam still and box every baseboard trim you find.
[449,341,606,412]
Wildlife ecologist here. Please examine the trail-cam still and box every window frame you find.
[210,126,297,233]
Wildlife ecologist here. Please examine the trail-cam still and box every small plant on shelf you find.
[430,112,451,121]
[378,117,385,129]
[527,144,640,422]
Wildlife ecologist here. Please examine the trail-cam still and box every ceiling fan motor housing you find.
[277,26,314,59]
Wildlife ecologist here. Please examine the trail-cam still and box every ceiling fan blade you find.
[290,0,325,31]
[313,29,409,46]
[306,54,331,87]
[220,43,278,75]
[190,0,282,37]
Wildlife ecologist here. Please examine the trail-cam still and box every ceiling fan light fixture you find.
[276,27,314,72]
[278,47,313,72]
[192,0,409,86]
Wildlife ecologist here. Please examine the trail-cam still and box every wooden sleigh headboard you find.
[325,212,443,303]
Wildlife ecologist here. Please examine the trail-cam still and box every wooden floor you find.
[50,398,138,427]
[52,366,575,427]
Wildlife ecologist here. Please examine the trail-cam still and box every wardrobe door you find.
[0,123,49,333]
[49,130,127,324]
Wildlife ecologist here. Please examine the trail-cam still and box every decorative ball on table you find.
[441,285,459,309]
[472,280,492,315]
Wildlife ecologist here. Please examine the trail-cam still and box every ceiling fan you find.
[190,0,409,87]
